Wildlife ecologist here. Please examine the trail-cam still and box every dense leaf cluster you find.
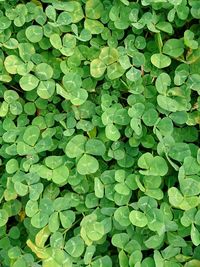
[0,0,200,266]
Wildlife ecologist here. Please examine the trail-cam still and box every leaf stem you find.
[63,217,82,237]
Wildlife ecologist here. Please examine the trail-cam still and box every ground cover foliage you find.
[0,0,200,266]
